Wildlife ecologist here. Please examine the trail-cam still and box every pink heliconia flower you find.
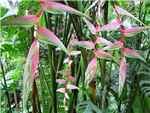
[72,40,95,50]
[83,18,96,34]
[100,19,121,31]
[95,24,100,32]
[31,42,39,79]
[85,58,97,85]
[56,88,66,93]
[120,27,150,37]
[95,37,113,46]
[11,15,39,26]
[39,0,84,16]
[123,48,140,58]
[67,75,75,81]
[56,79,66,84]
[67,84,78,90]
[27,40,39,80]
[37,27,68,54]
[95,49,112,58]
[119,57,127,96]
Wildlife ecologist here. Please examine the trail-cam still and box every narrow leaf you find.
[85,58,97,85]
[83,18,96,34]
[119,57,127,96]
[115,6,144,25]
[37,27,68,54]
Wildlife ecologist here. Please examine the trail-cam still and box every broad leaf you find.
[119,57,127,96]
[23,40,39,111]
[37,27,68,54]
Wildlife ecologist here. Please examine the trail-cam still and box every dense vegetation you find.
[0,0,150,113]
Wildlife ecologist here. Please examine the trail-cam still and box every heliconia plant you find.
[3,0,150,112]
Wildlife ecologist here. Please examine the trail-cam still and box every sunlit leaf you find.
[23,40,39,111]
[119,57,127,96]
[37,27,68,54]
[85,58,97,85]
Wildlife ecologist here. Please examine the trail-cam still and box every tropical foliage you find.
[0,0,150,113]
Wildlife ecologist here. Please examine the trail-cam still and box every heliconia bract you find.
[39,0,87,17]
[4,15,39,27]
[95,37,113,46]
[85,58,97,85]
[119,57,127,96]
[36,27,68,54]
[57,88,66,93]
[94,49,112,58]
[72,40,95,50]
[123,48,140,58]
[67,84,78,90]
[120,26,150,37]
[56,79,66,84]
[100,19,121,31]
[23,39,39,111]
